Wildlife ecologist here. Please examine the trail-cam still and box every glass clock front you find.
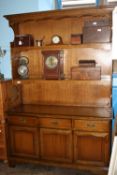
[45,56,58,69]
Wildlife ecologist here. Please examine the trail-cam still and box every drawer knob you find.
[20,118,26,123]
[0,129,2,133]
[51,121,58,125]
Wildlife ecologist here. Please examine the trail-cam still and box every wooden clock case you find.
[42,50,64,80]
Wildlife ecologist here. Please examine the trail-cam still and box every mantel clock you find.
[42,50,64,80]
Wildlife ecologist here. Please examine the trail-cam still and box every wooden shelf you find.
[13,76,111,84]
[12,74,111,82]
[11,43,112,52]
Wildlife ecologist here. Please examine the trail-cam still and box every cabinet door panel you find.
[9,126,39,158]
[0,124,6,160]
[0,124,4,145]
[40,128,72,162]
[0,147,6,160]
[74,131,110,166]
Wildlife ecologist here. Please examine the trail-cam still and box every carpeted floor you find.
[0,162,107,175]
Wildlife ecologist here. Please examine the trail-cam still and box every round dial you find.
[18,65,28,77]
[19,56,29,65]
[45,56,58,69]
[52,35,61,44]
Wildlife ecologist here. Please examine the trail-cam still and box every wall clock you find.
[17,56,29,79]
[42,50,64,80]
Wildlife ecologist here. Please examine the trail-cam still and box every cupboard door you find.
[9,126,39,158]
[74,131,110,166]
[0,124,4,146]
[40,128,72,162]
[0,147,6,160]
[0,124,6,160]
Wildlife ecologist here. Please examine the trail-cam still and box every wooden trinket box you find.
[83,26,111,43]
[12,34,34,47]
[83,18,111,43]
[71,66,101,80]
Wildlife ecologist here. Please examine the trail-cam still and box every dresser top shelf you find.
[4,6,113,24]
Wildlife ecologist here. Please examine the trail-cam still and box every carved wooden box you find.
[83,26,111,43]
[12,34,34,47]
[71,66,101,80]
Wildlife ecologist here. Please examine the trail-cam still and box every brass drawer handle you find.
[1,120,5,124]
[87,123,95,128]
[51,121,58,125]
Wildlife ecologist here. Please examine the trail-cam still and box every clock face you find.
[45,56,58,69]
[18,65,28,78]
[19,56,29,65]
[52,36,60,44]
[51,35,63,45]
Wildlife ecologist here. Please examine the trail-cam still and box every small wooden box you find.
[83,26,111,43]
[13,34,34,47]
[71,66,101,80]
[71,34,82,45]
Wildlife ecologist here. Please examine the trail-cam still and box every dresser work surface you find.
[7,104,112,119]
[6,104,112,172]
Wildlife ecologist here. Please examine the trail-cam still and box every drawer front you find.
[73,120,110,132]
[39,118,71,129]
[7,116,37,126]
[0,125,4,144]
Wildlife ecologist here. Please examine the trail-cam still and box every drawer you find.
[39,118,71,129]
[7,116,37,127]
[73,120,110,132]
